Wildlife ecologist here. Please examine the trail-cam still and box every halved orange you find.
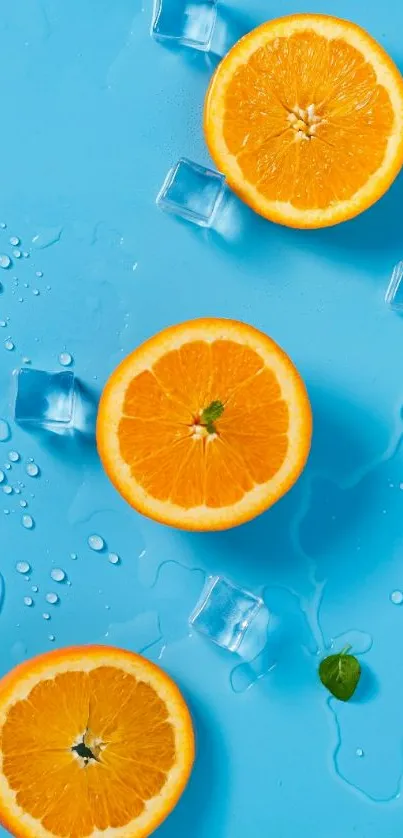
[204,14,403,228]
[97,318,312,530]
[0,645,194,838]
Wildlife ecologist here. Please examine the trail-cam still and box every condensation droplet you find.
[4,339,14,351]
[32,289,40,296]
[0,255,10,269]
[0,222,6,229]
[0,420,10,442]
[8,451,20,462]
[356,748,364,758]
[88,534,105,552]
[26,462,39,477]
[9,237,19,246]
[4,464,11,471]
[48,634,55,642]
[16,561,30,574]
[35,270,43,277]
[42,612,50,620]
[50,568,65,583]
[19,499,27,508]
[391,590,403,605]
[23,596,33,607]
[45,592,59,604]
[31,585,38,593]
[3,509,9,515]
[58,352,73,367]
[70,552,77,560]
[0,471,4,483]
[108,552,120,565]
[21,514,34,529]
[13,250,21,259]
[3,486,12,495]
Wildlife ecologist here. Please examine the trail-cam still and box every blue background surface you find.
[1,0,403,835]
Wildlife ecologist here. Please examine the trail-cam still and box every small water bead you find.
[13,250,21,259]
[23,596,33,607]
[32,289,40,296]
[9,237,20,246]
[19,500,27,508]
[58,352,73,367]
[14,487,20,494]
[8,451,20,462]
[16,561,30,574]
[0,222,6,229]
[35,271,43,278]
[356,748,364,758]
[21,514,34,529]
[26,462,39,477]
[3,486,12,495]
[88,534,104,552]
[108,552,120,565]
[0,255,10,269]
[48,635,55,642]
[391,590,403,605]
[22,252,29,259]
[0,420,10,442]
[0,321,6,328]
[4,339,14,351]
[42,612,50,620]
[50,568,65,583]
[0,471,4,483]
[45,592,59,604]
[70,553,77,560]
[31,585,38,593]
[4,464,11,470]
[3,509,9,515]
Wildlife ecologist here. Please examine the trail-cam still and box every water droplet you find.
[32,289,40,296]
[4,339,14,351]
[0,420,10,442]
[31,585,38,593]
[8,451,19,462]
[9,237,19,246]
[32,227,62,249]
[23,596,33,607]
[45,592,59,604]
[4,464,11,470]
[108,552,120,565]
[16,561,30,574]
[22,252,29,259]
[58,352,73,367]
[42,612,50,620]
[14,487,20,494]
[35,270,43,277]
[48,634,55,642]
[70,552,77,560]
[26,462,39,478]
[3,486,12,495]
[22,357,31,364]
[0,255,10,269]
[21,514,34,529]
[0,222,6,229]
[50,568,65,583]
[356,748,364,758]
[391,590,403,605]
[19,499,27,508]
[3,509,9,515]
[88,534,105,552]
[13,250,21,259]
[0,321,5,328]
[0,471,4,483]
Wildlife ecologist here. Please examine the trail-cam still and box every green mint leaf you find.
[319,647,361,702]
[200,400,224,434]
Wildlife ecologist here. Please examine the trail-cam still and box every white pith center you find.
[288,103,325,141]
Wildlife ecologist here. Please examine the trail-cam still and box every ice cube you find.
[385,261,403,311]
[189,575,264,652]
[157,158,226,227]
[15,368,75,431]
[151,0,217,51]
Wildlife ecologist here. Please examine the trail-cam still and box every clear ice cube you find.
[151,0,217,51]
[15,368,75,430]
[157,158,225,227]
[189,575,264,652]
[385,261,403,311]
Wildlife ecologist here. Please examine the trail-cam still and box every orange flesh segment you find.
[1,666,176,837]
[119,340,289,508]
[223,29,394,210]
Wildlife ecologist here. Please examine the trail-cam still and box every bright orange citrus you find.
[97,318,312,530]
[204,14,403,228]
[0,645,194,838]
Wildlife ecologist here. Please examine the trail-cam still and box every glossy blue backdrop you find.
[1,0,403,835]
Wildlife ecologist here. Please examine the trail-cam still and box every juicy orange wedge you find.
[0,646,194,838]
[204,14,403,228]
[97,318,312,530]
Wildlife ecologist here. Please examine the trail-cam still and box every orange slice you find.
[0,645,194,838]
[204,14,403,228]
[97,318,312,530]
